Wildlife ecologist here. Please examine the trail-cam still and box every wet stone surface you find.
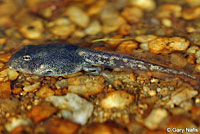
[0,0,200,133]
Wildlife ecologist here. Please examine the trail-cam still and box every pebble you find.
[39,7,53,18]
[12,88,22,95]
[46,93,94,125]
[188,32,200,45]
[148,37,190,54]
[156,4,182,18]
[161,18,172,27]
[68,75,105,98]
[186,26,196,33]
[64,6,90,28]
[36,85,54,98]
[121,7,144,23]
[100,91,134,109]
[148,37,168,54]
[19,19,44,39]
[119,23,132,35]
[45,118,80,134]
[166,84,198,106]
[160,87,170,97]
[148,90,156,96]
[0,53,11,62]
[135,35,157,43]
[81,122,127,134]
[73,30,86,38]
[23,82,40,92]
[101,10,126,34]
[0,0,18,17]
[196,57,200,64]
[27,102,58,123]
[187,45,199,54]
[85,20,101,35]
[55,79,68,89]
[47,17,75,38]
[182,7,200,20]
[4,118,31,132]
[167,37,190,51]
[0,81,11,99]
[140,42,149,51]
[0,68,19,81]
[170,53,187,68]
[117,40,138,52]
[195,64,200,72]
[186,0,200,7]
[144,108,168,129]
[87,0,106,16]
[0,16,13,27]
[195,50,200,58]
[129,0,156,11]
[187,54,196,64]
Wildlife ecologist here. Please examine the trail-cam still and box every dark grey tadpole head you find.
[8,44,83,76]
[8,45,37,75]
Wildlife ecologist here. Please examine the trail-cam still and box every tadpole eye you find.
[23,55,32,61]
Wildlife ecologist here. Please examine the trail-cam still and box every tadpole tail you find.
[108,54,200,87]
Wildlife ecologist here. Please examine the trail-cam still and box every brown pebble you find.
[0,53,11,62]
[187,54,196,64]
[12,88,22,95]
[87,0,106,16]
[10,126,27,134]
[160,87,170,97]
[119,23,132,35]
[27,102,58,123]
[170,53,187,68]
[0,81,11,99]
[182,7,200,20]
[81,122,127,134]
[36,85,54,98]
[68,75,105,98]
[117,40,138,52]
[121,7,144,23]
[18,20,44,39]
[45,118,80,134]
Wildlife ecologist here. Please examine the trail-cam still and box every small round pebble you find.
[85,20,102,35]
[135,35,157,43]
[129,0,156,11]
[19,20,44,39]
[148,90,156,96]
[100,91,134,109]
[117,40,138,52]
[195,64,200,72]
[182,7,200,20]
[156,4,182,18]
[161,18,172,27]
[101,10,126,34]
[187,46,199,54]
[47,17,75,38]
[121,7,144,23]
[64,6,90,28]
